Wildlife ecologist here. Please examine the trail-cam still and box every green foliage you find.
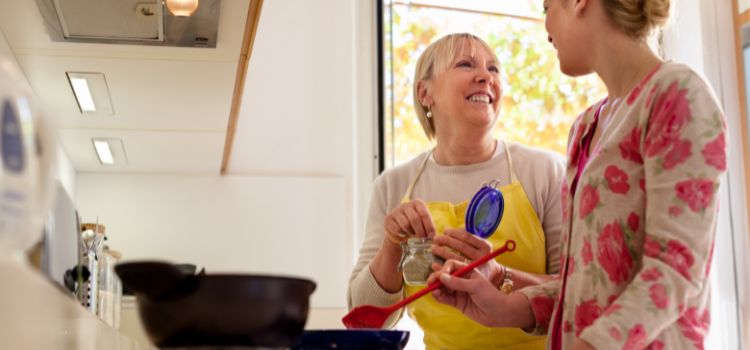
[383,5,606,167]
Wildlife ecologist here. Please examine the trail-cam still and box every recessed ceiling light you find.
[69,77,96,112]
[66,72,114,116]
[93,139,114,165]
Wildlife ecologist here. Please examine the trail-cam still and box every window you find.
[381,0,606,169]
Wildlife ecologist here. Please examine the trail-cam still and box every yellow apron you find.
[403,141,548,350]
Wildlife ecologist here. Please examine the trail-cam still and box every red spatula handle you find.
[387,240,516,312]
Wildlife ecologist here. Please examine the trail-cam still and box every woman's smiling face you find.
[426,38,502,134]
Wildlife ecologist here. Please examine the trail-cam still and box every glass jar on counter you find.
[399,237,445,286]
[97,247,122,329]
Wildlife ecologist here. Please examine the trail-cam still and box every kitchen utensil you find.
[466,180,505,239]
[115,261,316,348]
[293,330,410,350]
[342,239,516,329]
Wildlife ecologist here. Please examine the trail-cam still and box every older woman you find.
[347,33,565,349]
[431,1,727,350]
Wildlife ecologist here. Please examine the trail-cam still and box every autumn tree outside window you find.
[381,0,606,169]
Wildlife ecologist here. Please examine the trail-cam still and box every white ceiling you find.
[0,0,251,174]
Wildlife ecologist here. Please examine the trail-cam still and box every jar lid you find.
[465,183,505,239]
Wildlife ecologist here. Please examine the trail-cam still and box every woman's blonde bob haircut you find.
[412,33,498,140]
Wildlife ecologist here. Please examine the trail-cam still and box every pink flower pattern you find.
[519,63,726,349]
[645,82,691,157]
[581,238,593,266]
[644,235,661,258]
[649,283,669,309]
[663,240,695,281]
[663,139,692,170]
[627,212,639,232]
[597,221,633,285]
[702,133,726,170]
[640,267,663,282]
[619,127,644,164]
[529,295,556,331]
[647,340,665,350]
[678,307,710,350]
[563,321,573,333]
[575,299,603,336]
[605,165,630,194]
[579,185,600,219]
[668,205,683,217]
[609,326,622,340]
[623,324,648,350]
[675,178,715,212]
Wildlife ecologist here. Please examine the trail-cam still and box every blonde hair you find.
[602,0,671,38]
[412,33,497,140]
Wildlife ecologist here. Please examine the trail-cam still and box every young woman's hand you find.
[428,258,535,329]
[426,259,504,327]
[431,228,504,285]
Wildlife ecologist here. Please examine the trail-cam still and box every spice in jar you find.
[399,237,445,285]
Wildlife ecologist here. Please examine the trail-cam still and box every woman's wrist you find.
[370,240,406,293]
[489,263,506,288]
[494,292,536,329]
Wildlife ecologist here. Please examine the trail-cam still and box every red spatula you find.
[342,240,516,329]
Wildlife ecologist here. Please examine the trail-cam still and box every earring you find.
[426,107,433,119]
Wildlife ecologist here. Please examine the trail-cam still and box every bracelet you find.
[500,266,514,294]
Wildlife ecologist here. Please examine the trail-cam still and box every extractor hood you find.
[35,0,220,48]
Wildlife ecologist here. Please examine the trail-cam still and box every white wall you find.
[76,174,348,307]
[55,142,76,197]
[663,1,749,348]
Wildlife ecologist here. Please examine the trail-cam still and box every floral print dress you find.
[518,62,727,350]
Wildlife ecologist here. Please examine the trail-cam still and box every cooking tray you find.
[293,330,410,350]
[116,261,316,348]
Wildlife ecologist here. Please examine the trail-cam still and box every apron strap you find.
[502,140,519,183]
[403,149,432,201]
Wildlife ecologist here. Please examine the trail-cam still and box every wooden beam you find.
[221,0,264,174]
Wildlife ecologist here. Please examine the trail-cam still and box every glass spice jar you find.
[399,237,445,286]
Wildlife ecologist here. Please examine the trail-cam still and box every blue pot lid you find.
[465,184,505,239]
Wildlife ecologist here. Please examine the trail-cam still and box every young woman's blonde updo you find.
[602,0,671,38]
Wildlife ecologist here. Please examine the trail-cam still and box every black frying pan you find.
[115,261,316,348]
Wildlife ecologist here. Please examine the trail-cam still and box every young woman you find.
[431,1,727,349]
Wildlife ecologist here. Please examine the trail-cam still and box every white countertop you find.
[0,252,150,350]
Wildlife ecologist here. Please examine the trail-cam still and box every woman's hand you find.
[426,258,510,327]
[383,199,435,244]
[431,228,504,284]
